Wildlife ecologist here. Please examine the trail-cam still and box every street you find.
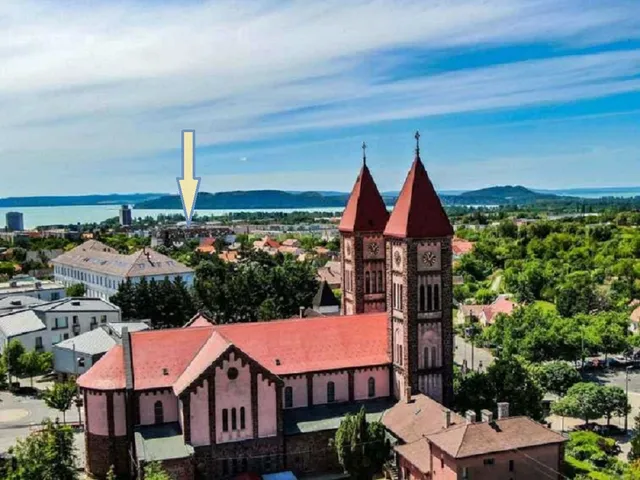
[454,335,495,372]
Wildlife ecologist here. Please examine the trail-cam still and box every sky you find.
[2,0,640,197]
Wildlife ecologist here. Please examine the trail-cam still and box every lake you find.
[0,205,345,229]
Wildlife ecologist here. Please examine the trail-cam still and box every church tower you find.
[384,133,454,407]
[339,143,390,315]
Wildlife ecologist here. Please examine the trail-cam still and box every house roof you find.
[339,163,389,233]
[54,327,117,355]
[452,237,475,256]
[395,439,432,473]
[0,295,46,312]
[483,295,517,324]
[384,155,453,239]
[426,416,566,459]
[52,240,193,278]
[317,261,341,286]
[105,322,150,337]
[0,309,46,338]
[34,297,120,313]
[312,281,340,308]
[382,394,464,444]
[78,313,388,391]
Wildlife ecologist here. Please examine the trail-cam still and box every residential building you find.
[52,240,194,300]
[119,205,133,227]
[0,297,121,354]
[302,281,341,318]
[457,294,519,326]
[53,321,149,378]
[383,396,566,480]
[0,275,65,301]
[452,236,475,260]
[77,136,563,480]
[0,295,46,314]
[5,211,24,232]
[316,260,341,289]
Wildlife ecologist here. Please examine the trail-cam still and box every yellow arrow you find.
[177,130,201,227]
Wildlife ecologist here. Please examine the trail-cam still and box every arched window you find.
[431,347,438,368]
[372,271,377,293]
[222,409,229,431]
[398,344,403,366]
[240,407,246,429]
[434,284,440,311]
[368,377,376,398]
[284,386,293,408]
[378,272,383,293]
[231,407,237,430]
[327,381,335,403]
[365,272,371,294]
[424,347,430,368]
[154,400,164,424]
[427,285,433,311]
[419,284,425,311]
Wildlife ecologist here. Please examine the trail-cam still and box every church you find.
[78,134,565,480]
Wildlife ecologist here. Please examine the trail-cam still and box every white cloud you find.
[2,0,640,194]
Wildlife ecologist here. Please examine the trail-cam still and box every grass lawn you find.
[534,300,557,313]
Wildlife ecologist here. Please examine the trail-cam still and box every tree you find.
[531,361,581,397]
[552,382,606,426]
[474,288,497,305]
[3,339,25,385]
[5,419,78,480]
[43,382,77,424]
[65,283,86,297]
[601,386,630,427]
[629,412,640,462]
[19,350,49,388]
[333,407,390,480]
[143,461,172,480]
[486,356,544,421]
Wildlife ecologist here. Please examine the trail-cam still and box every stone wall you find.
[85,433,129,479]
[285,430,342,476]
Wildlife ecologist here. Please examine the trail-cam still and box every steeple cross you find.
[415,131,421,154]
[362,141,367,165]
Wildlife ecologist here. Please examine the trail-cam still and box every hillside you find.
[0,193,164,208]
[452,185,560,204]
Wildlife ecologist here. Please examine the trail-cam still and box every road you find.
[454,336,495,372]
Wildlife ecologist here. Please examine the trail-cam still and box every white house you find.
[0,275,66,302]
[51,240,194,300]
[0,297,121,354]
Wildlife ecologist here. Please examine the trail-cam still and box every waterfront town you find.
[0,138,640,480]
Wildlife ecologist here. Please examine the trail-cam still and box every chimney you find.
[465,410,476,424]
[404,384,413,403]
[299,306,305,318]
[497,402,509,420]
[443,409,452,428]
[481,409,494,423]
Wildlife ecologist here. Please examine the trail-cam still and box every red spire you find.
[339,159,389,233]
[385,134,453,238]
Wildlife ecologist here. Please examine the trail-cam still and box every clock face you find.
[394,250,402,267]
[368,242,379,256]
[422,251,437,267]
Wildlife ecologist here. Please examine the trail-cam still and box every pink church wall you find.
[86,392,108,435]
[178,398,184,431]
[354,367,389,400]
[313,371,348,405]
[257,374,277,438]
[138,390,178,425]
[394,322,405,366]
[189,379,210,446]
[394,371,405,400]
[282,375,308,408]
[113,392,127,436]
[215,353,253,444]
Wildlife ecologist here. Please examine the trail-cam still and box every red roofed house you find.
[78,134,563,480]
[452,237,475,259]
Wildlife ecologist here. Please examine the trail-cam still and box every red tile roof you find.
[452,237,475,256]
[339,163,389,233]
[78,313,389,391]
[173,331,231,395]
[384,155,453,239]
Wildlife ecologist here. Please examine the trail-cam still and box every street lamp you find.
[625,365,633,433]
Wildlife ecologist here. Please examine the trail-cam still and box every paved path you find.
[454,336,495,372]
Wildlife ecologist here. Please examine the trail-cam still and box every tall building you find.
[119,205,133,227]
[339,143,389,315]
[76,135,565,480]
[5,211,24,231]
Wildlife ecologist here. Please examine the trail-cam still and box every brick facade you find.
[85,433,130,478]
[285,430,342,476]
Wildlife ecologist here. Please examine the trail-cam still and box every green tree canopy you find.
[43,382,77,424]
[65,283,86,297]
[552,382,607,425]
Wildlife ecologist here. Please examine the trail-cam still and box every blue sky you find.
[2,0,640,196]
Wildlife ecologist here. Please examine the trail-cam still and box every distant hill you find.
[0,193,164,208]
[135,190,352,210]
[451,185,561,205]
